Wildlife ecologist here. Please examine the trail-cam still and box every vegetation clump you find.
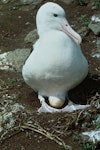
[73,135,96,150]
[93,0,100,8]
[72,0,88,5]
[80,15,91,26]
[73,0,100,7]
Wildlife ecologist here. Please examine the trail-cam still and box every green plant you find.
[25,131,34,139]
[72,0,88,5]
[80,15,90,26]
[73,135,80,141]
[79,141,96,150]
[94,121,100,129]
[9,2,30,10]
[93,115,100,129]
[82,122,91,129]
[93,0,100,7]
[73,135,96,150]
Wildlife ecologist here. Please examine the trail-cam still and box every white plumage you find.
[22,2,89,112]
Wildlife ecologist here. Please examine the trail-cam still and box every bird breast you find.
[22,30,88,90]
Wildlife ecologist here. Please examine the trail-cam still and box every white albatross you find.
[22,2,89,112]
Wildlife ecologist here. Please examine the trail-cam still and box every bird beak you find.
[62,18,82,44]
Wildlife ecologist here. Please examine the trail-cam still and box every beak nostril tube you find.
[62,18,82,44]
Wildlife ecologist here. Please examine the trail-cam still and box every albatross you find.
[22,2,89,112]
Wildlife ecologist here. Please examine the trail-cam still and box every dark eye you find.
[53,14,58,17]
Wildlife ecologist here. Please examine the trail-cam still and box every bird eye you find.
[54,14,58,17]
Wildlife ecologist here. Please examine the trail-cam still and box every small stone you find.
[91,15,100,22]
[91,6,98,10]
[25,22,30,25]
[91,51,100,59]
[18,16,22,19]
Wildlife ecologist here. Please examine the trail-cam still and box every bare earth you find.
[0,0,100,150]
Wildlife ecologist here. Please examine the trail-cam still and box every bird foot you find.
[65,100,90,112]
[38,95,90,113]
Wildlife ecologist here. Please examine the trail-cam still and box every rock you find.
[0,48,31,72]
[89,14,100,36]
[81,130,100,144]
[24,29,38,44]
[88,22,100,36]
[0,99,25,133]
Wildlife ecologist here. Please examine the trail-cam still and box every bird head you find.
[36,2,82,44]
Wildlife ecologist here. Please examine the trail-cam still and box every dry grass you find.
[0,103,99,149]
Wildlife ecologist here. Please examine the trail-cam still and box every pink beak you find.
[62,18,82,44]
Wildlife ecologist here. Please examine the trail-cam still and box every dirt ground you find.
[0,0,100,150]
